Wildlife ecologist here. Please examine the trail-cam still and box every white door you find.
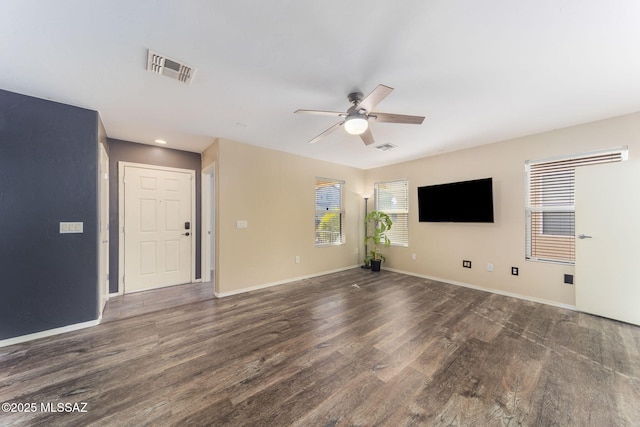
[99,144,109,313]
[123,165,193,293]
[575,161,640,326]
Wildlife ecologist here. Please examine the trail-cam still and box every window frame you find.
[374,179,409,247]
[314,177,345,247]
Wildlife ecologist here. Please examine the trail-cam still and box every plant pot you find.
[370,259,381,272]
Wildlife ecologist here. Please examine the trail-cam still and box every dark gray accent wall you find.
[0,89,100,340]
[108,139,202,293]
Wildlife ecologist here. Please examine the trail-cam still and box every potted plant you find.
[364,210,392,272]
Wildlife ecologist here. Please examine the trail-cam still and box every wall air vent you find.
[146,50,195,84]
[374,143,398,151]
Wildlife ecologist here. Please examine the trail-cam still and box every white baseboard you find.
[214,264,361,298]
[385,268,577,311]
[0,318,101,348]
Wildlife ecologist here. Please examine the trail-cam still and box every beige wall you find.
[365,112,640,306]
[203,113,640,305]
[204,138,366,294]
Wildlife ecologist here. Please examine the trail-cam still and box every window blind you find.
[525,149,626,264]
[375,179,409,247]
[315,178,344,246]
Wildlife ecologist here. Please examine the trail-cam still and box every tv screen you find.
[418,178,494,223]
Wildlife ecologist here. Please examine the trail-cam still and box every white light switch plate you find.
[60,222,84,234]
[236,220,248,229]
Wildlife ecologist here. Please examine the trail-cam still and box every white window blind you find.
[315,178,344,246]
[525,148,626,264]
[375,179,409,247]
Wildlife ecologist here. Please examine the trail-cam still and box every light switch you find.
[60,222,84,234]
[236,220,248,229]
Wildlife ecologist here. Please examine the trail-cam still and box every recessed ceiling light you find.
[154,139,167,145]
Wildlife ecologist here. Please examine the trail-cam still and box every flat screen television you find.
[418,178,494,223]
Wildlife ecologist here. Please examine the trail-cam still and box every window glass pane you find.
[542,211,575,236]
[315,212,342,245]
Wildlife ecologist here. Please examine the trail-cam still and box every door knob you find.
[182,232,190,236]
[578,234,592,239]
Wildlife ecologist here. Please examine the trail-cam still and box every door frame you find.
[118,161,197,294]
[201,163,215,285]
[99,144,110,314]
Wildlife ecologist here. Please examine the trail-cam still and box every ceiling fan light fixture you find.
[344,115,368,135]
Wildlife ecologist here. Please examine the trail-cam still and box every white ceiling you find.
[2,0,640,169]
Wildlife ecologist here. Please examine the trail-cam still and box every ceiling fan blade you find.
[294,109,345,117]
[370,112,425,125]
[357,84,394,112]
[359,127,376,146]
[308,121,344,144]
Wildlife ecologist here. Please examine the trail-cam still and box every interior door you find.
[124,165,193,293]
[575,161,640,326]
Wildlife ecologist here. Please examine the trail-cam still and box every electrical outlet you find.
[512,267,519,276]
[411,253,417,260]
[295,255,300,264]
[463,260,472,268]
[487,263,494,272]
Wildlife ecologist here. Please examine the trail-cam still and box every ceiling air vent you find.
[146,50,195,84]
[374,143,398,151]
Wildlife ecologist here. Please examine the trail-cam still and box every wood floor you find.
[1,269,640,426]
[101,281,214,323]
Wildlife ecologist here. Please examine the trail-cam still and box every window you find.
[525,148,627,264]
[315,178,344,246]
[375,179,409,246]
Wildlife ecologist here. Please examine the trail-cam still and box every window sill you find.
[525,257,574,266]
[315,242,346,248]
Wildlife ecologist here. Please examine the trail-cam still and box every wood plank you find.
[1,269,639,426]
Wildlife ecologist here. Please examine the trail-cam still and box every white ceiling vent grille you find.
[146,50,195,84]
[374,143,398,151]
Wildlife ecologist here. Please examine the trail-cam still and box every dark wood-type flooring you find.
[1,269,640,426]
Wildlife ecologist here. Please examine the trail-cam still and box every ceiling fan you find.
[295,84,425,146]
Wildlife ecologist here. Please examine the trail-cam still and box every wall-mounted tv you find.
[418,178,494,223]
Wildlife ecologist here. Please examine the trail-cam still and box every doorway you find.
[119,162,196,293]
